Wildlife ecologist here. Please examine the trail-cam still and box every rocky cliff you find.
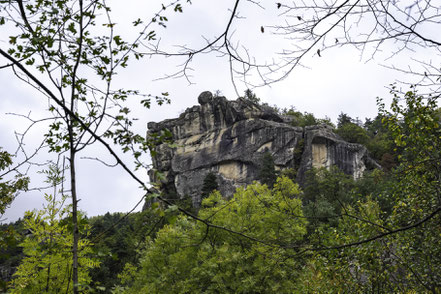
[147,91,379,206]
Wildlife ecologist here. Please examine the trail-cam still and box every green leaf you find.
[9,36,17,45]
[174,4,183,12]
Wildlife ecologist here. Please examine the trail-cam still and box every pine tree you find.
[243,89,260,104]
[337,112,353,128]
[201,172,219,198]
[258,152,278,188]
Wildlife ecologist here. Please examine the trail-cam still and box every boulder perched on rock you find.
[147,91,379,206]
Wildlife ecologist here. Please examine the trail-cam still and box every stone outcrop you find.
[147,91,379,206]
[296,124,380,184]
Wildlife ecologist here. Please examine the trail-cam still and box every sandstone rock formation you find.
[296,124,380,184]
[147,91,379,206]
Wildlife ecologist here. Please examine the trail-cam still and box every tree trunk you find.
[69,127,79,294]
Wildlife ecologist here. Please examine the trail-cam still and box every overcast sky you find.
[1,0,437,222]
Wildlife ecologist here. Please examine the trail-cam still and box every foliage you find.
[0,149,29,291]
[378,88,441,292]
[279,167,297,182]
[243,89,260,104]
[258,152,278,188]
[0,0,189,291]
[9,194,99,293]
[336,112,353,128]
[364,115,397,166]
[352,169,396,216]
[128,177,307,293]
[298,90,441,293]
[334,112,368,145]
[298,198,397,293]
[335,122,370,145]
[302,167,356,230]
[335,113,397,165]
[0,148,29,216]
[302,165,397,241]
[201,172,218,199]
[87,210,165,292]
[0,219,25,292]
[2,92,440,292]
[283,107,334,128]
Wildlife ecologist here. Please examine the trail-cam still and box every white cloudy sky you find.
[0,0,438,222]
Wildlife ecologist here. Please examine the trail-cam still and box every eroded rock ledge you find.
[147,91,379,206]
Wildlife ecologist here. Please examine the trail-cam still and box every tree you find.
[0,148,29,218]
[235,1,441,90]
[337,112,353,128]
[299,90,441,292]
[283,107,334,128]
[1,0,440,290]
[88,213,136,291]
[128,177,307,293]
[335,122,370,145]
[243,89,260,104]
[377,89,441,292]
[134,1,441,92]
[363,114,397,164]
[0,219,25,292]
[9,193,99,293]
[1,148,30,290]
[298,198,396,293]
[258,152,278,188]
[302,167,356,231]
[0,1,190,291]
[87,210,165,292]
[201,172,218,199]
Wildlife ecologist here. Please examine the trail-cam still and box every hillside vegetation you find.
[2,90,441,293]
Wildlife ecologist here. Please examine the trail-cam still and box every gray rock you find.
[297,124,381,183]
[147,92,379,206]
[198,91,213,104]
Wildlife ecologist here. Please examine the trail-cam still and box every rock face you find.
[296,124,380,184]
[147,91,379,206]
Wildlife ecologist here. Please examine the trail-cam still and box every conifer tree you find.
[243,89,260,104]
[258,152,278,188]
[201,172,219,198]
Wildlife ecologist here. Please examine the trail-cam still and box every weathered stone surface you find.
[147,92,379,206]
[296,124,381,184]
